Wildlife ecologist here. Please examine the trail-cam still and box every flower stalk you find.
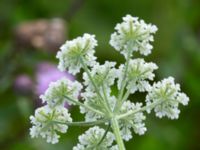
[111,117,126,150]
[53,119,108,127]
[63,95,104,116]
[80,57,112,115]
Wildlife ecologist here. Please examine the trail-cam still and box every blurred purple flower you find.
[35,62,74,95]
[35,62,74,108]
[14,74,33,95]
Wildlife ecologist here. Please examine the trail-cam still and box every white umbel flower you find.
[110,14,157,58]
[83,61,117,93]
[40,78,82,107]
[117,58,158,93]
[29,15,190,149]
[118,101,146,141]
[56,33,98,75]
[73,126,118,150]
[30,106,72,144]
[146,77,189,119]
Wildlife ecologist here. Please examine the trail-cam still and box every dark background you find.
[0,0,200,149]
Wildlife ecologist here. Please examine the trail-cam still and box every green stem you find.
[97,122,111,146]
[119,44,132,96]
[79,57,111,114]
[102,83,112,112]
[53,119,108,127]
[114,45,132,113]
[116,87,131,112]
[117,100,165,120]
[79,58,103,100]
[121,88,131,103]
[111,117,125,150]
[63,95,104,116]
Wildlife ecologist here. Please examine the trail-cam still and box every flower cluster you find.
[30,14,189,149]
[30,78,82,144]
[83,61,117,93]
[117,58,158,93]
[40,78,82,107]
[146,77,189,119]
[119,101,146,141]
[73,126,118,150]
[56,33,97,75]
[30,106,72,144]
[110,15,158,58]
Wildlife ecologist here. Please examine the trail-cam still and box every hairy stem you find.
[102,83,112,112]
[114,44,132,113]
[63,95,104,116]
[97,122,111,146]
[111,117,125,150]
[117,100,165,119]
[79,57,111,114]
[119,44,132,96]
[116,87,131,112]
[53,119,108,126]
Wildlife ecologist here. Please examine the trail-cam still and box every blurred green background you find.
[0,0,200,149]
